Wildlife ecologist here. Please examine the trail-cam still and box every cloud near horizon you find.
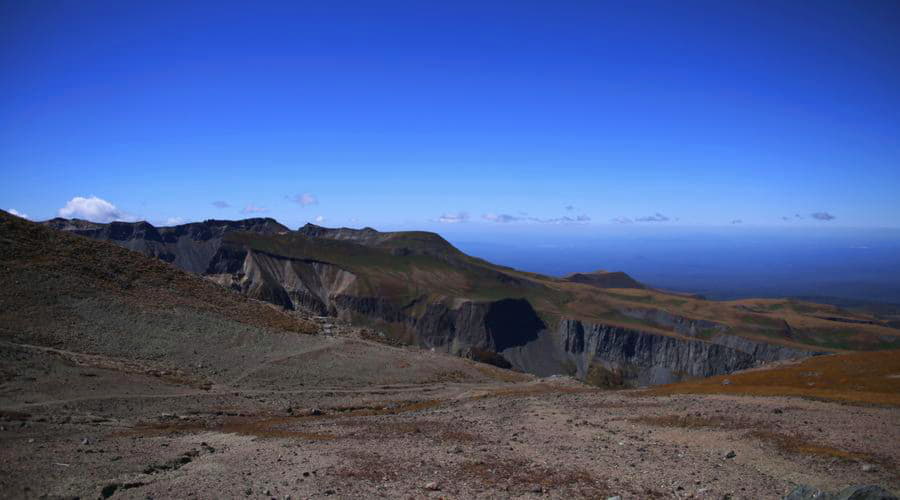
[58,196,132,223]
[731,219,742,224]
[611,216,633,224]
[7,208,30,219]
[437,212,470,223]
[635,212,670,222]
[811,212,836,221]
[482,213,590,224]
[291,193,318,207]
[212,200,230,208]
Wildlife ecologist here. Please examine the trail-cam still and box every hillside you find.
[2,209,898,499]
[0,210,516,392]
[41,215,900,386]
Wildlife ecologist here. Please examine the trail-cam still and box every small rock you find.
[425,482,441,491]
[309,409,323,416]
[531,485,543,493]
[721,379,732,386]
[81,437,90,445]
[607,496,622,500]
[773,408,784,414]
[725,450,736,459]
[835,485,897,499]
[28,438,35,443]
[861,463,877,473]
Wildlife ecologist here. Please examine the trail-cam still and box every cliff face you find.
[42,217,838,386]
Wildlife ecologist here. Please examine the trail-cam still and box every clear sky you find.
[2,0,899,232]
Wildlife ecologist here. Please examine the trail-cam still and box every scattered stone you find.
[531,485,543,493]
[725,450,736,459]
[773,408,784,414]
[81,437,90,445]
[721,379,732,386]
[309,409,323,416]
[784,484,898,500]
[449,445,463,454]
[861,463,877,473]
[27,438,34,443]
[607,496,622,500]
[425,481,441,491]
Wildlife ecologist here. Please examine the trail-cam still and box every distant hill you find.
[39,214,900,386]
[562,270,645,289]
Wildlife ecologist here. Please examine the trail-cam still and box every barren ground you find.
[1,339,898,500]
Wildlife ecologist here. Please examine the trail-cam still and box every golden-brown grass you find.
[644,350,900,406]
[747,430,877,463]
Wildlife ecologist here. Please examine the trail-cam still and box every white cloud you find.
[291,193,318,207]
[7,208,30,220]
[437,212,470,223]
[611,217,633,224]
[314,215,326,223]
[165,217,187,226]
[58,196,132,222]
[241,204,269,214]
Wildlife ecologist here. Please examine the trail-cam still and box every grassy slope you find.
[643,349,900,407]
[224,227,900,353]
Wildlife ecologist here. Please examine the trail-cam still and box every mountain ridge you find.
[38,214,900,386]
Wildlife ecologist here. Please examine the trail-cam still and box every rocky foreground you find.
[1,355,898,499]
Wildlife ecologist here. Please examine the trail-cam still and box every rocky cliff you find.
[41,217,878,386]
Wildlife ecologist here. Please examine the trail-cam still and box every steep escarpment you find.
[42,215,900,386]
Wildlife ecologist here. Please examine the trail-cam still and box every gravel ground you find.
[1,343,897,500]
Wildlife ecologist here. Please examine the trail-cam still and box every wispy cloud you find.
[565,205,575,211]
[165,217,187,226]
[212,201,230,209]
[635,212,670,222]
[781,216,791,221]
[482,213,521,223]
[811,212,836,221]
[291,193,318,207]
[314,215,326,223]
[731,219,742,224]
[482,213,591,224]
[437,212,469,223]
[58,196,134,223]
[7,208,30,220]
[611,216,633,224]
[241,204,269,214]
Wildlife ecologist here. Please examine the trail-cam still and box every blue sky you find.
[2,0,899,232]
